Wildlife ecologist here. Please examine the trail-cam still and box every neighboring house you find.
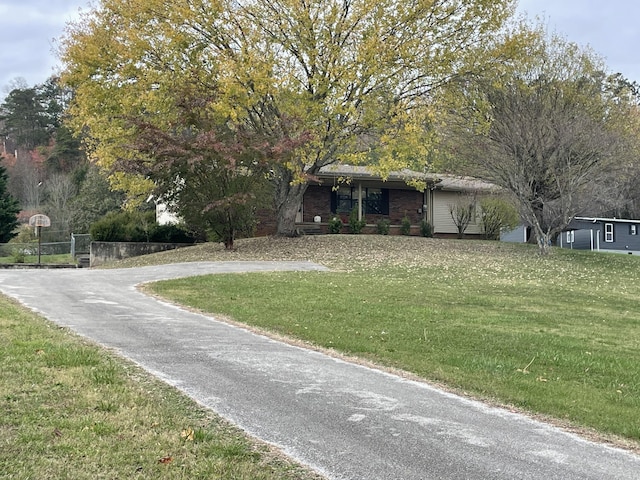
[296,165,496,236]
[155,202,181,226]
[500,225,530,243]
[561,217,640,254]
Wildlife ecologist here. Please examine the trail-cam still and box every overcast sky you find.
[1,0,639,98]
[517,0,640,81]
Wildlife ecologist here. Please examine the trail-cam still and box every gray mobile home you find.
[561,217,640,254]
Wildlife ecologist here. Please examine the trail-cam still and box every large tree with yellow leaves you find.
[60,0,518,236]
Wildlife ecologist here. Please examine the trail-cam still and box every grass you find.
[140,235,640,448]
[0,253,76,264]
[6,234,640,478]
[0,295,324,479]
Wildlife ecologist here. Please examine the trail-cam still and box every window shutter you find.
[381,189,389,215]
[330,190,337,213]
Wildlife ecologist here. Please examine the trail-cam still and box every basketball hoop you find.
[29,214,51,228]
[28,214,51,264]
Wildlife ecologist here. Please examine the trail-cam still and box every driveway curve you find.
[1,261,639,480]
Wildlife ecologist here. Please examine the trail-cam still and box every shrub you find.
[348,208,366,234]
[480,197,520,240]
[10,225,37,244]
[90,212,128,242]
[420,220,433,237]
[11,249,26,263]
[152,224,198,243]
[328,216,343,234]
[400,215,412,236]
[448,199,475,239]
[90,210,196,243]
[376,219,391,235]
[8,225,38,262]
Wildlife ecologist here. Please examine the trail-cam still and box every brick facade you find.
[302,185,424,225]
[303,185,333,222]
[255,183,466,237]
[388,189,423,224]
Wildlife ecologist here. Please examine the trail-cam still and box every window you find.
[331,187,389,215]
[363,188,384,214]
[605,223,614,243]
[631,224,637,236]
[335,186,355,214]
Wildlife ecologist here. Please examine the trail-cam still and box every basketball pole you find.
[37,225,41,265]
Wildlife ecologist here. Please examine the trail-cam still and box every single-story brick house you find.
[560,216,640,254]
[293,165,496,236]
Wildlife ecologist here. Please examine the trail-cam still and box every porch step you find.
[77,255,90,268]
[297,224,324,235]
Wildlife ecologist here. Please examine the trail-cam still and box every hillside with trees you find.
[0,77,124,242]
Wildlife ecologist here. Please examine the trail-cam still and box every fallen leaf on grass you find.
[158,456,173,464]
[517,356,536,374]
[181,428,194,441]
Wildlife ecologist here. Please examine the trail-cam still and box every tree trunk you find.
[273,168,309,237]
[530,221,552,255]
[224,226,235,250]
[527,198,551,254]
[536,231,551,255]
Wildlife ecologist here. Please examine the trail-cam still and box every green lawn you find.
[147,237,640,446]
[5,235,640,479]
[0,253,75,264]
[0,296,324,479]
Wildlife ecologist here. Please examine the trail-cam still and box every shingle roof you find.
[316,164,496,192]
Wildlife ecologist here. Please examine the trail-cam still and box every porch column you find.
[422,191,428,222]
[358,183,363,221]
[426,188,434,226]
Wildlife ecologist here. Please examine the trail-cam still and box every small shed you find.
[561,217,640,254]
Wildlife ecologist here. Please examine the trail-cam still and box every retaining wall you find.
[90,241,193,267]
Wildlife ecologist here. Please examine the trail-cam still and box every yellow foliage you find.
[59,0,519,200]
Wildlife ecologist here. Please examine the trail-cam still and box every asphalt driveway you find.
[1,261,639,479]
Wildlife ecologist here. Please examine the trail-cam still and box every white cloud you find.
[0,0,86,94]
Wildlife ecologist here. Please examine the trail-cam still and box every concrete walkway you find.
[1,261,639,479]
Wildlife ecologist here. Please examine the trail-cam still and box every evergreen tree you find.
[0,87,50,149]
[0,77,70,151]
[0,164,20,242]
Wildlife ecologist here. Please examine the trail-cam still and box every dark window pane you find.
[336,187,354,213]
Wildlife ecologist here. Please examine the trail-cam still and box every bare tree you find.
[44,173,77,240]
[485,80,620,253]
[448,194,477,239]
[9,151,44,210]
[444,35,631,254]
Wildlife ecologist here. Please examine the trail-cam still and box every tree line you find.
[2,0,640,253]
[0,77,124,243]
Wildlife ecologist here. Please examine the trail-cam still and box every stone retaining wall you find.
[90,241,193,267]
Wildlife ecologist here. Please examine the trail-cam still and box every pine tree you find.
[0,163,20,243]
